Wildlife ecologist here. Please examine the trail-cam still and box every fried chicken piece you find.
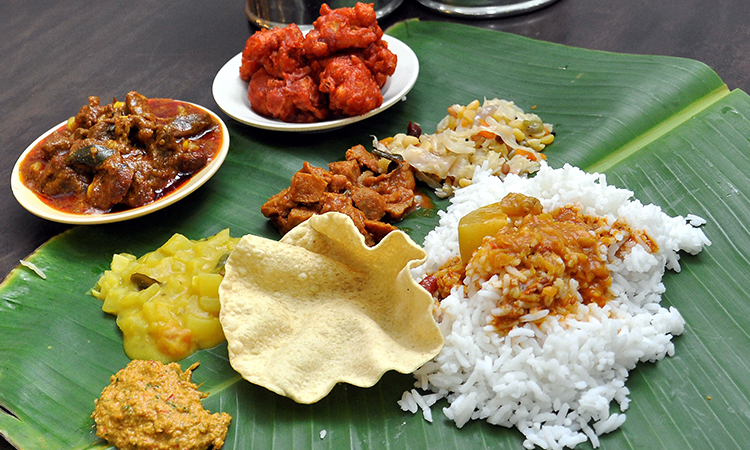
[312,38,397,89]
[318,55,382,117]
[247,68,277,117]
[304,2,383,58]
[242,24,330,122]
[356,40,397,88]
[240,24,307,81]
[248,68,329,123]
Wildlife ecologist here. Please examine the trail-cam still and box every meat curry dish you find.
[261,145,417,246]
[20,91,222,214]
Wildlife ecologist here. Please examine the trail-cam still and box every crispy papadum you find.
[218,212,443,403]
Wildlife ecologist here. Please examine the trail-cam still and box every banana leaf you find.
[2,20,749,449]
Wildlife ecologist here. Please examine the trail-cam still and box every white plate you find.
[10,103,230,225]
[212,34,419,132]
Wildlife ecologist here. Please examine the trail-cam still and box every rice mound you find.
[399,163,710,449]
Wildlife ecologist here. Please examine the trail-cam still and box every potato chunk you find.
[458,203,509,263]
[458,193,543,263]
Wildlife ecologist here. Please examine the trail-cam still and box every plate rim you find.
[10,101,231,225]
[211,34,420,132]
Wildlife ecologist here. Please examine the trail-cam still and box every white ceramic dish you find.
[10,103,230,225]
[211,34,419,132]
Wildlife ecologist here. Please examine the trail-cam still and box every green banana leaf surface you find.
[2,20,749,449]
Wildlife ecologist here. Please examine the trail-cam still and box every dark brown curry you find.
[261,144,418,245]
[20,91,222,214]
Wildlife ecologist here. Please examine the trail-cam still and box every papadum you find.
[218,212,443,404]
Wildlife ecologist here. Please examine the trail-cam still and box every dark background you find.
[2,0,749,448]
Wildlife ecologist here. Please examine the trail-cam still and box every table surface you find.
[1,0,748,448]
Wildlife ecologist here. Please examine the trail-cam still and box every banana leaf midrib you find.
[585,85,731,173]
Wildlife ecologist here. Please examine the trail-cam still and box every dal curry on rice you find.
[424,192,642,333]
[218,212,444,404]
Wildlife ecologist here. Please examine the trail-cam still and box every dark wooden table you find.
[1,0,748,448]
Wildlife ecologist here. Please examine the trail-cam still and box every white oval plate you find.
[212,34,419,132]
[10,103,230,225]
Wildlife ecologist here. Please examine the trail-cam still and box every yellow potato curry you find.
[92,229,238,362]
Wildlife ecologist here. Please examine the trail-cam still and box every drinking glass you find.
[415,0,560,18]
[246,0,404,28]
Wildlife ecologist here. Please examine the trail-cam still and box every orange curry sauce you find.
[422,194,658,334]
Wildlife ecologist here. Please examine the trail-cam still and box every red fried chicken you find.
[319,55,382,116]
[304,2,383,58]
[248,68,329,123]
[356,40,398,88]
[240,23,307,81]
[239,2,397,122]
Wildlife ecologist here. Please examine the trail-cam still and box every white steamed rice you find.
[398,163,710,449]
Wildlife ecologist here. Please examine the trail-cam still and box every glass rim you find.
[414,0,561,18]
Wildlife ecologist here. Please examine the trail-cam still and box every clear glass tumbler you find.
[246,0,404,28]
[415,0,560,18]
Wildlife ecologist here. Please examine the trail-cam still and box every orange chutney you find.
[92,360,231,450]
